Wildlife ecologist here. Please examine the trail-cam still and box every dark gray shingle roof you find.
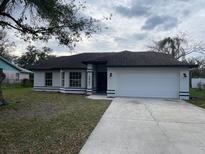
[31,51,197,70]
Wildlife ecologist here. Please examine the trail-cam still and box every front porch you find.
[86,64,108,95]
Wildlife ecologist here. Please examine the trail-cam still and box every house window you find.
[61,72,65,87]
[16,73,20,81]
[45,72,52,86]
[70,72,81,87]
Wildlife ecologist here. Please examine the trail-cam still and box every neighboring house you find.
[192,78,205,89]
[0,56,32,83]
[31,51,197,100]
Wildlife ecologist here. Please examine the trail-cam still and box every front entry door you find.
[97,72,107,93]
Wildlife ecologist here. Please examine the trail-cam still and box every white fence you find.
[192,78,205,89]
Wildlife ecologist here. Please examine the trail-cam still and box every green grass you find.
[190,88,205,98]
[189,88,205,109]
[0,88,110,154]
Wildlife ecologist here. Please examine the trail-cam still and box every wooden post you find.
[0,68,7,105]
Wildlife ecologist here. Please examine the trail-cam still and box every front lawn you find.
[189,88,205,109]
[0,88,110,154]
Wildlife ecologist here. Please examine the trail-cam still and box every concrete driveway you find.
[80,98,205,154]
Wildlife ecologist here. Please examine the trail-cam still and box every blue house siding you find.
[0,57,32,83]
[0,59,20,72]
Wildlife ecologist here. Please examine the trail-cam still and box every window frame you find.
[16,73,20,81]
[69,72,82,88]
[45,72,53,86]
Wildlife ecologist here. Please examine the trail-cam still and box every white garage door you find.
[114,68,180,98]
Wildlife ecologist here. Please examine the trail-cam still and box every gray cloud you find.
[132,33,148,41]
[115,5,150,17]
[114,32,148,45]
[142,15,178,30]
[115,0,191,19]
[6,0,205,55]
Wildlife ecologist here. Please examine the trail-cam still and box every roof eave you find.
[107,64,199,68]
[31,67,87,71]
[82,61,107,64]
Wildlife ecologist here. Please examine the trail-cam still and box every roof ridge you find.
[53,51,157,59]
[51,52,117,59]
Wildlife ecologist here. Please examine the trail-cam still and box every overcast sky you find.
[8,0,205,56]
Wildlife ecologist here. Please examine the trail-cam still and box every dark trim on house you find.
[86,89,93,91]
[87,70,93,73]
[107,90,115,95]
[61,89,86,91]
[107,65,197,68]
[179,94,190,96]
[34,86,86,91]
[179,91,189,93]
[83,61,107,64]
[87,69,93,71]
[107,93,115,94]
[179,91,189,97]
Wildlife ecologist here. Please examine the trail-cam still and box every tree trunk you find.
[0,69,7,106]
[0,85,6,105]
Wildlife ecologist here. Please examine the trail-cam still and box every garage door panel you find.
[116,89,178,98]
[115,69,179,98]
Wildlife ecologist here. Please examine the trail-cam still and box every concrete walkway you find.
[80,98,205,154]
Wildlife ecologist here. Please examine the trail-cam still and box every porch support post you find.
[86,64,93,95]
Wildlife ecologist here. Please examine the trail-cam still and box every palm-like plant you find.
[149,35,205,60]
[157,36,186,59]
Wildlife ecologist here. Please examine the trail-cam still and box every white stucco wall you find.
[33,71,45,86]
[33,71,61,87]
[107,67,190,100]
[33,70,86,93]
[179,69,190,100]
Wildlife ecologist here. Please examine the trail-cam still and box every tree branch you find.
[0,12,68,36]
[0,21,25,32]
[0,12,39,36]
[0,0,10,12]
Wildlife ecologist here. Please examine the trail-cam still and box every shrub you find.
[203,84,205,90]
[21,79,33,87]
[2,79,33,89]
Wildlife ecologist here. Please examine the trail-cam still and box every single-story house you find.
[0,56,33,83]
[31,51,197,100]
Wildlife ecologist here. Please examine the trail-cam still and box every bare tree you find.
[148,34,205,60]
[187,57,205,78]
